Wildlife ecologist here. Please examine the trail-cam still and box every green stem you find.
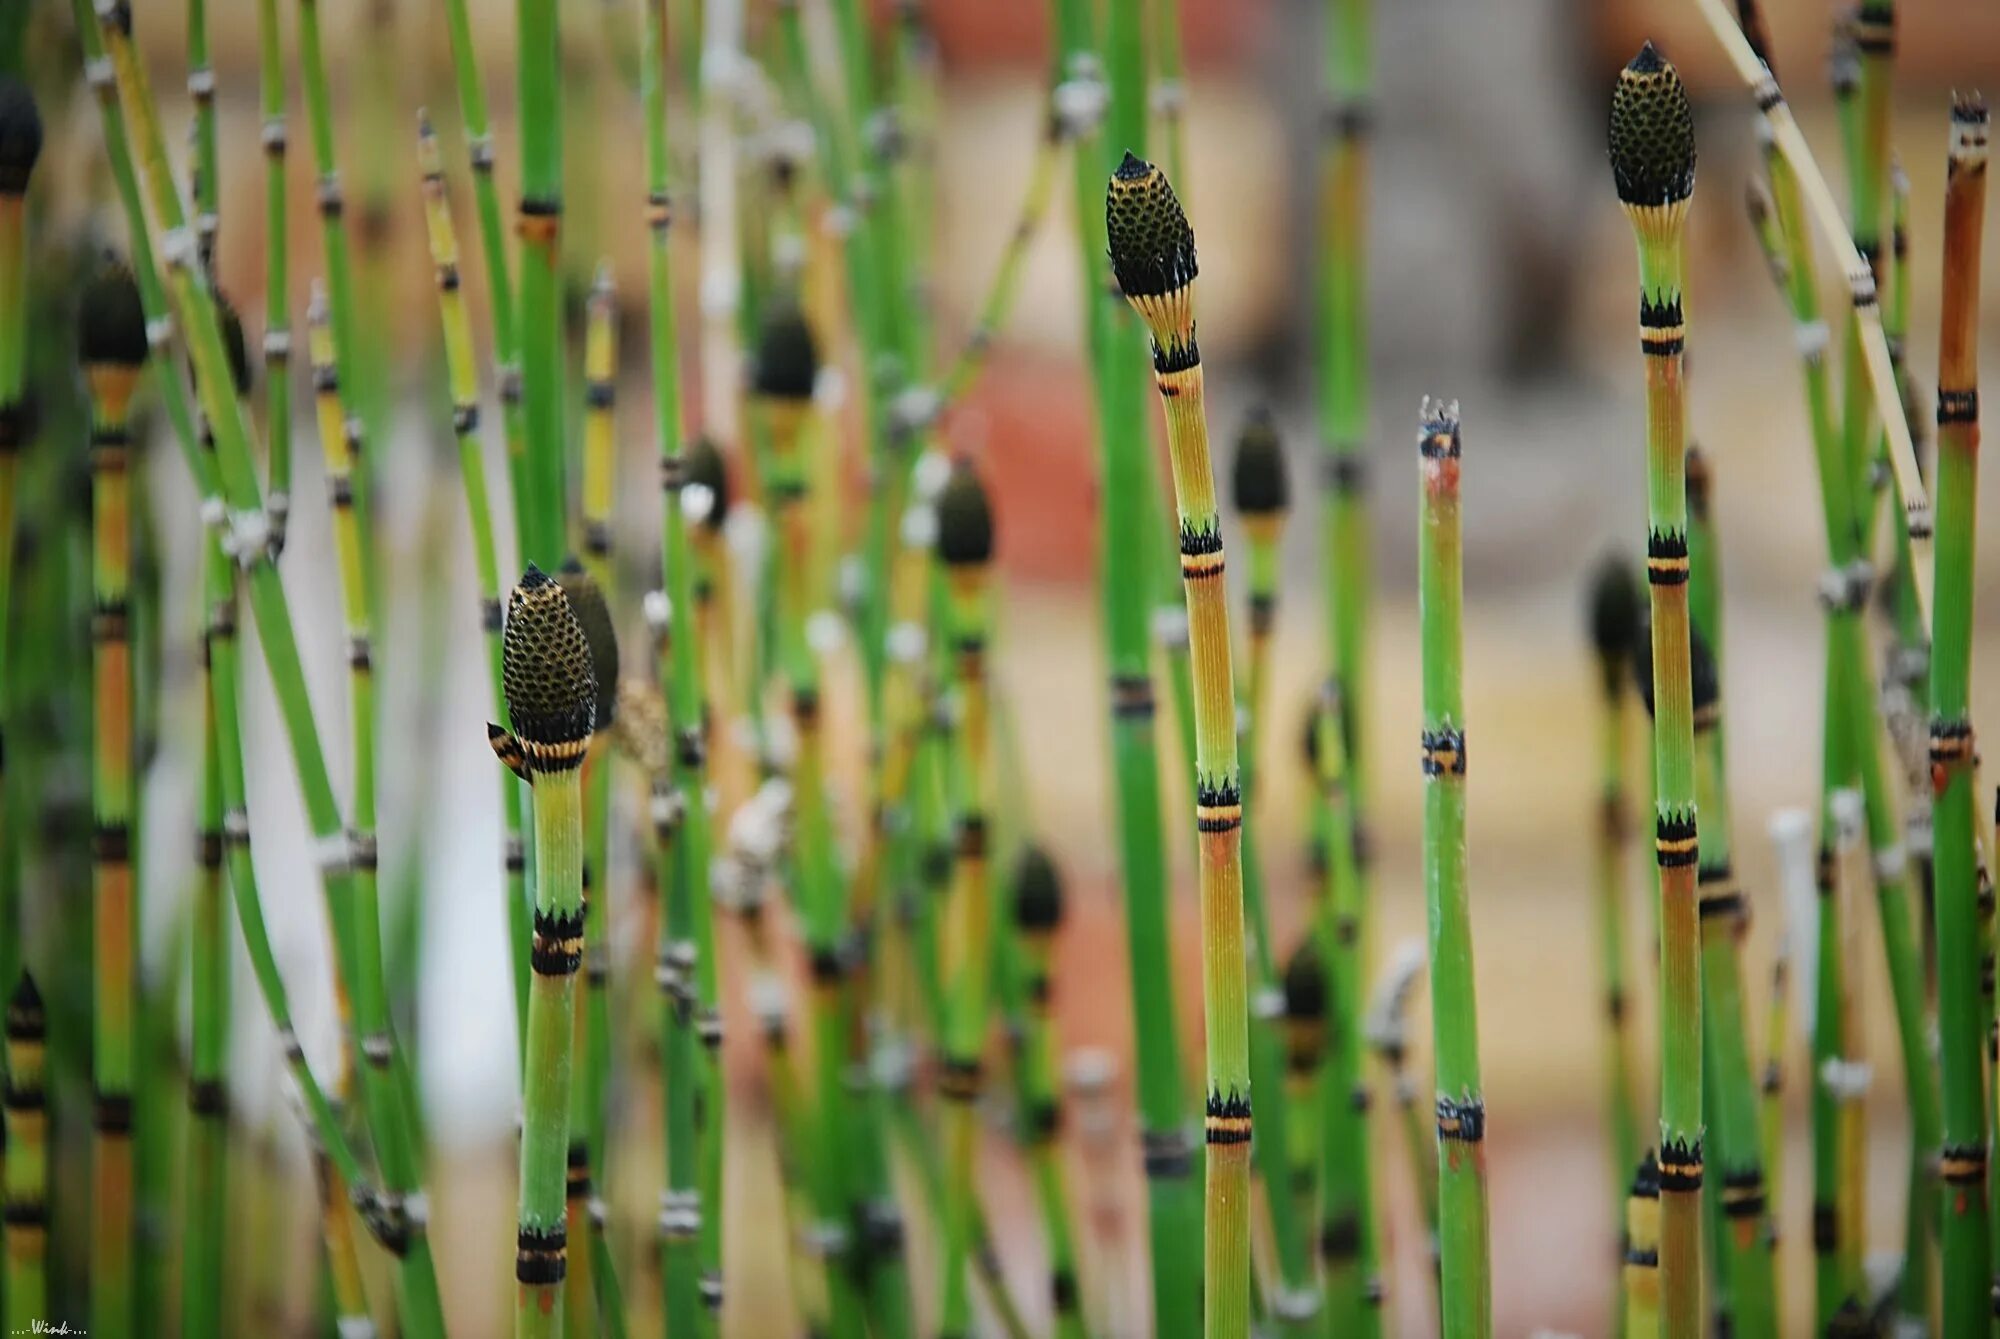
[643,0,724,1322]
[182,547,230,1339]
[1417,404,1490,1337]
[1928,100,1990,1337]
[1067,0,1200,1326]
[516,0,566,565]
[520,770,584,1338]
[1685,469,1776,1338]
[417,113,529,1049]
[256,0,292,553]
[3,975,46,1336]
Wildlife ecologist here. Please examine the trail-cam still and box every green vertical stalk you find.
[1609,47,1701,1337]
[1680,467,1776,1338]
[3,975,46,1335]
[1841,2,1893,519]
[1279,941,1327,1334]
[1929,96,1990,1338]
[758,314,866,1339]
[418,112,529,1047]
[1009,849,1087,1339]
[0,83,37,1292]
[1068,0,1201,1327]
[255,0,291,552]
[642,0,725,1323]
[80,269,141,1339]
[1107,155,1252,1339]
[498,568,597,1339]
[1416,402,1491,1338]
[308,283,440,1335]
[1588,557,1645,1252]
[439,0,528,552]
[188,0,218,268]
[209,544,380,1328]
[1231,415,1314,1326]
[1748,77,1940,1327]
[935,463,998,1339]
[1312,686,1381,1337]
[517,0,566,565]
[89,10,451,1321]
[294,0,379,577]
[1318,0,1374,877]
[182,544,230,1339]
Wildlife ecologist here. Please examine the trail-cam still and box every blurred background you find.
[13,0,2000,1333]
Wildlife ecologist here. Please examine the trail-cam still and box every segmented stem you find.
[3,976,47,1336]
[1417,403,1491,1337]
[1929,96,1990,1336]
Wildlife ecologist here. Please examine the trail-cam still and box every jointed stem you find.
[1417,404,1490,1338]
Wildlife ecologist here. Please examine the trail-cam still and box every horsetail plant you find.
[3,974,45,1335]
[1011,846,1087,1339]
[1318,0,1374,872]
[754,304,868,1339]
[554,554,620,1337]
[1588,555,1645,1225]
[1311,683,1381,1336]
[1049,0,1199,1323]
[1415,399,1491,1337]
[1106,151,1253,1339]
[1681,460,1778,1338]
[516,0,567,565]
[0,78,38,920]
[79,255,146,1338]
[936,458,999,1339]
[1608,46,1703,1336]
[1733,14,1941,1314]
[1692,0,1935,633]
[206,529,383,1333]
[87,14,449,1325]
[418,108,528,1040]
[1927,93,1990,1335]
[1280,939,1327,1324]
[492,565,598,1337]
[642,0,727,1318]
[255,0,290,552]
[1364,939,1438,1269]
[438,0,529,550]
[1227,407,1314,1322]
[183,547,231,1339]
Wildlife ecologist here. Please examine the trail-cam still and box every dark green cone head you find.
[1012,845,1064,932]
[687,436,731,530]
[0,76,42,195]
[1105,151,1197,299]
[752,305,818,402]
[1631,1148,1660,1199]
[1608,43,1695,207]
[936,458,995,568]
[502,564,599,751]
[208,289,253,397]
[1632,619,1718,718]
[78,257,149,369]
[5,970,42,1037]
[556,557,620,731]
[1282,940,1325,1023]
[1230,407,1289,517]
[1587,554,1642,664]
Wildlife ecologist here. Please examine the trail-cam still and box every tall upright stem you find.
[1068,0,1201,1326]
[1107,154,1250,1339]
[1417,403,1490,1337]
[516,0,566,564]
[1610,46,1702,1335]
[1928,96,1990,1336]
